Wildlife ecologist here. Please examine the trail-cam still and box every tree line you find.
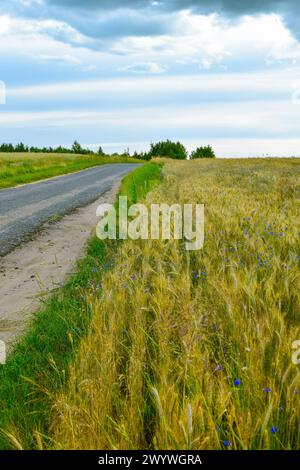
[0,141,104,156]
[0,140,216,160]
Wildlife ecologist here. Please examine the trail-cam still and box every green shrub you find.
[148,140,187,160]
[190,145,216,159]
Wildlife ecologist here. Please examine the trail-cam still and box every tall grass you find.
[0,153,141,189]
[51,158,300,450]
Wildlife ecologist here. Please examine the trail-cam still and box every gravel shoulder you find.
[0,184,119,350]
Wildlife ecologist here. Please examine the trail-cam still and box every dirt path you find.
[0,184,118,351]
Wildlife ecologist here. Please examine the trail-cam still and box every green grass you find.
[119,161,163,205]
[0,153,141,189]
[0,162,163,450]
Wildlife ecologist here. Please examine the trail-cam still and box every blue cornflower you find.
[215,365,223,372]
[92,267,98,273]
[223,440,232,447]
[234,379,241,387]
[263,387,271,393]
[270,426,278,435]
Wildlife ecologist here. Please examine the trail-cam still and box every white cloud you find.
[0,14,85,45]
[111,12,300,70]
[81,64,97,72]
[38,54,82,66]
[0,81,6,104]
[1,10,300,78]
[0,13,103,73]
[1,100,299,135]
[7,70,298,99]
[118,61,167,73]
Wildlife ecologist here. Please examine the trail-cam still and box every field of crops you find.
[47,158,300,450]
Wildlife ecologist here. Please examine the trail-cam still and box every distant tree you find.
[97,146,105,156]
[123,147,131,158]
[0,143,14,152]
[72,140,83,154]
[15,142,29,152]
[54,146,65,153]
[190,145,216,159]
[132,151,151,161]
[148,140,187,160]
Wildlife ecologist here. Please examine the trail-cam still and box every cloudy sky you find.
[1,0,300,156]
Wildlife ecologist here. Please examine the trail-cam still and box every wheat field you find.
[50,158,300,450]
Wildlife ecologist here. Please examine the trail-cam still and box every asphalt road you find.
[0,163,140,256]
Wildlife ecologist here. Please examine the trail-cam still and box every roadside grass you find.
[50,158,300,450]
[0,162,162,450]
[118,161,163,205]
[0,153,141,189]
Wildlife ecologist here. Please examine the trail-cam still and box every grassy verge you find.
[50,158,300,450]
[118,161,163,205]
[0,153,141,189]
[0,162,163,450]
